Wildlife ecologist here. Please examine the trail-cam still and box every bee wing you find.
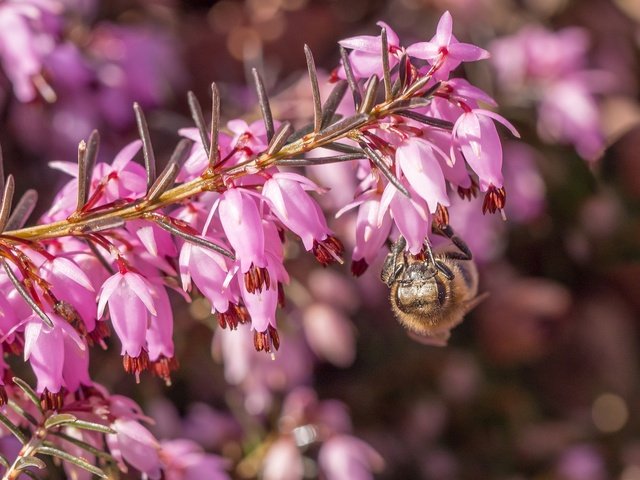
[407,330,450,347]
[462,291,490,314]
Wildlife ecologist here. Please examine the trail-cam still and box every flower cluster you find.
[490,25,609,160]
[0,11,517,478]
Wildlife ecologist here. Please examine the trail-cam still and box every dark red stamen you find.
[253,325,280,354]
[312,235,344,266]
[351,258,369,277]
[482,185,507,214]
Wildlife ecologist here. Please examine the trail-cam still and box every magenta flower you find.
[318,435,384,480]
[97,270,157,359]
[406,11,489,79]
[349,193,393,274]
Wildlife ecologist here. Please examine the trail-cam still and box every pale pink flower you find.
[24,313,88,394]
[396,137,450,213]
[262,172,332,251]
[302,303,356,367]
[97,270,157,358]
[107,418,161,479]
[318,435,384,480]
[160,439,230,480]
[261,437,304,480]
[407,11,489,79]
[338,21,401,79]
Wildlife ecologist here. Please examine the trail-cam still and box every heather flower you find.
[97,269,157,366]
[24,313,89,403]
[337,21,401,79]
[0,1,61,102]
[302,303,356,367]
[262,437,304,480]
[490,25,608,160]
[262,172,333,251]
[160,439,230,480]
[406,11,489,79]
[318,435,384,480]
[107,418,162,479]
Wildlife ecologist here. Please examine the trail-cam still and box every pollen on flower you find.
[482,185,507,215]
[312,235,345,266]
[151,356,179,386]
[123,350,150,383]
[457,180,479,201]
[253,325,280,354]
[244,265,271,294]
[218,304,248,330]
[41,388,65,411]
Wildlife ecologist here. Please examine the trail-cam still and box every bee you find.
[381,225,487,346]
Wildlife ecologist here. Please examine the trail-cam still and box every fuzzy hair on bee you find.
[381,225,487,346]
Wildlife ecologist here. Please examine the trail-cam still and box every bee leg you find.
[433,224,472,261]
[381,236,407,286]
[422,237,453,280]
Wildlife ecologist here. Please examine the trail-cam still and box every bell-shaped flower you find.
[97,270,157,358]
[24,313,87,395]
[179,243,235,314]
[239,279,278,334]
[406,11,489,79]
[107,418,161,480]
[261,437,304,480]
[341,193,393,274]
[318,435,384,480]
[40,255,96,332]
[396,137,450,213]
[338,21,401,79]
[218,188,267,273]
[378,182,430,255]
[262,172,332,251]
[146,284,174,362]
[453,109,519,191]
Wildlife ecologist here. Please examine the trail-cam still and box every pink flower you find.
[218,188,267,273]
[350,193,393,274]
[318,435,384,480]
[160,439,230,480]
[452,109,519,191]
[261,437,304,480]
[407,11,489,79]
[338,21,401,79]
[396,137,450,213]
[262,172,332,251]
[107,418,161,479]
[24,313,89,395]
[97,270,157,359]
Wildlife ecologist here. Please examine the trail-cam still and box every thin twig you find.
[75,140,87,212]
[252,68,275,142]
[267,122,293,156]
[304,45,322,132]
[380,27,392,101]
[147,139,192,202]
[5,190,37,231]
[153,217,235,259]
[359,75,379,114]
[314,113,368,144]
[133,103,157,189]
[275,153,364,167]
[321,80,348,129]
[0,175,15,233]
[394,110,454,130]
[187,91,210,158]
[359,141,410,198]
[339,46,362,109]
[2,260,53,328]
[209,83,220,167]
